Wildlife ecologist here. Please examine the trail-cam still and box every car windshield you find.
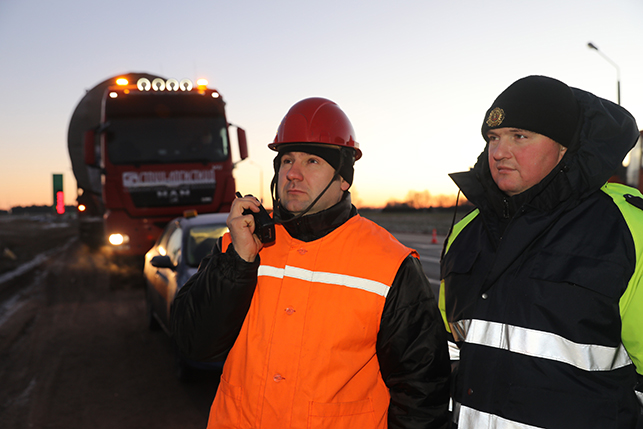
[105,116,229,165]
[186,223,228,267]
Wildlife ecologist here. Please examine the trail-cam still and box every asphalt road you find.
[0,217,444,428]
[393,231,444,298]
[0,235,218,428]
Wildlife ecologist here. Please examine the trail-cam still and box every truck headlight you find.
[108,234,130,246]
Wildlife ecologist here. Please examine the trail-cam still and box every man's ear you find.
[340,178,350,191]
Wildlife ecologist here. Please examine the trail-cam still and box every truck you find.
[68,72,248,256]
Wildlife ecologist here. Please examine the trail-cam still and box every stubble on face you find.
[277,151,348,215]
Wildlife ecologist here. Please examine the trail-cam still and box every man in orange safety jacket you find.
[171,97,451,428]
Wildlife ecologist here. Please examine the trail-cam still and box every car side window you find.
[157,222,178,255]
[166,228,183,266]
[186,225,228,267]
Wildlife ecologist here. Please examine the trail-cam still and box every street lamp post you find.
[246,160,265,203]
[587,42,621,105]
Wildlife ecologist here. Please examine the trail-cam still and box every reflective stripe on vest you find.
[451,318,633,371]
[458,404,544,429]
[258,265,391,297]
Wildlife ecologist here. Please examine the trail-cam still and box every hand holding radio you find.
[234,192,275,243]
[239,197,275,245]
[228,192,273,263]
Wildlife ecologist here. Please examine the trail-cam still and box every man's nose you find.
[286,161,303,180]
[491,138,510,159]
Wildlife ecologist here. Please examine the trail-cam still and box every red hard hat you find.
[268,97,362,160]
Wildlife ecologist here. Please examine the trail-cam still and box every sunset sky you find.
[1,0,642,210]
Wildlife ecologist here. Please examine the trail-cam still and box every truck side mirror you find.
[84,130,96,165]
[237,128,248,160]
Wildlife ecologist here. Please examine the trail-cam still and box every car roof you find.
[179,212,229,229]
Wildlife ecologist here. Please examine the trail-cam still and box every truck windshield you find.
[105,116,229,165]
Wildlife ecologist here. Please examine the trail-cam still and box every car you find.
[143,210,229,381]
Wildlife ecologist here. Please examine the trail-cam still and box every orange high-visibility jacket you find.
[208,215,417,429]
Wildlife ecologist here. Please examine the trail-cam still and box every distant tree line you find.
[2,205,76,215]
[381,190,473,213]
[380,202,474,213]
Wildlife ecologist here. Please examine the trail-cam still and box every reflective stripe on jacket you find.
[208,214,416,429]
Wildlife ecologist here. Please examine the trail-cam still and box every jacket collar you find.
[275,192,357,242]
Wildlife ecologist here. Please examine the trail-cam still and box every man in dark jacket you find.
[440,75,643,428]
[172,97,451,428]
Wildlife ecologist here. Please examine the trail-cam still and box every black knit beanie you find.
[272,143,356,185]
[481,75,581,147]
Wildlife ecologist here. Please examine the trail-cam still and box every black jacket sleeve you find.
[377,255,451,429]
[636,374,643,426]
[170,238,259,362]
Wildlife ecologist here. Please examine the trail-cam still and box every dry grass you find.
[359,208,470,235]
[0,215,78,275]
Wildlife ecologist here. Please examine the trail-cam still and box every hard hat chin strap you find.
[271,151,346,225]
